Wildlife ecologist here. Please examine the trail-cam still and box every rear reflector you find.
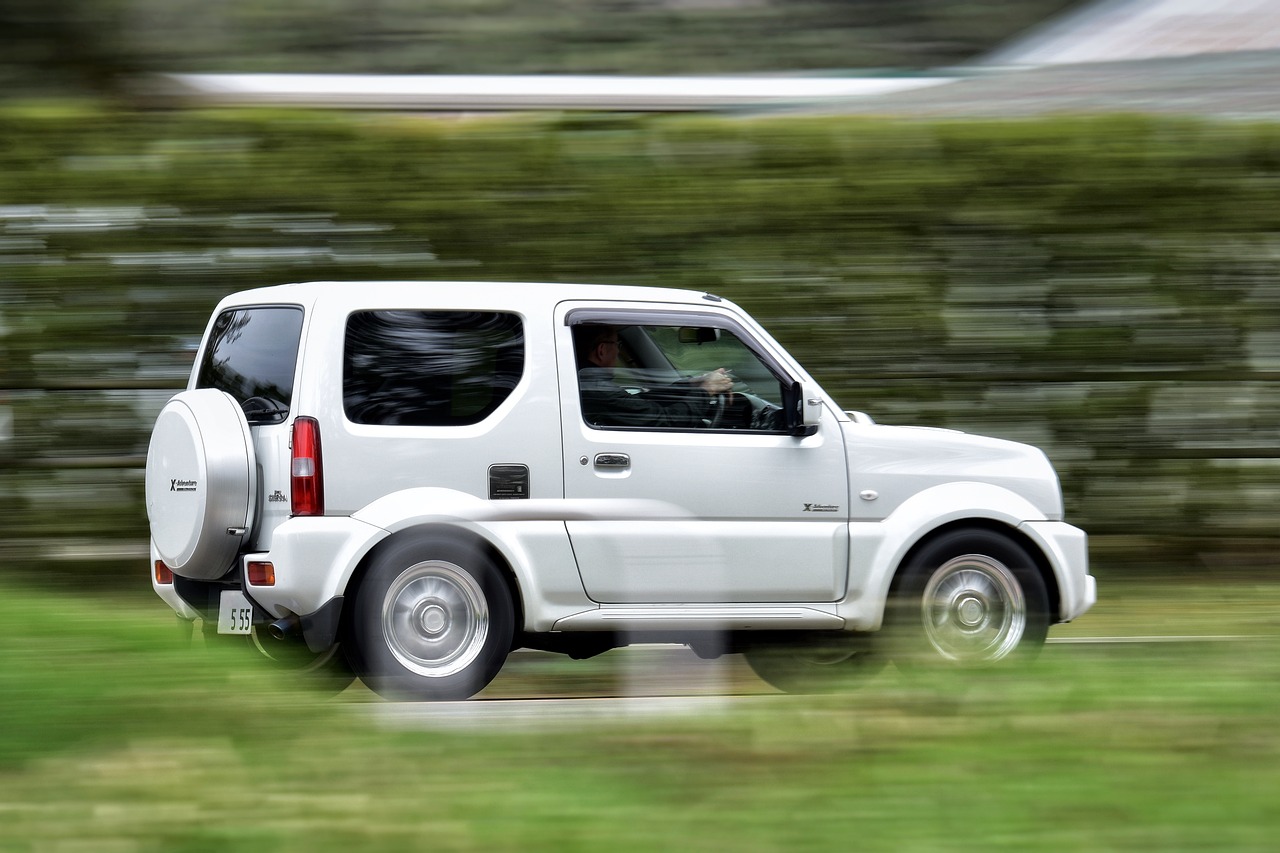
[291,416,324,517]
[154,561,174,585]
[247,561,276,586]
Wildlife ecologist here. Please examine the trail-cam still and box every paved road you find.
[350,635,1267,728]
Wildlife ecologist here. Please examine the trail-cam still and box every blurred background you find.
[0,0,1076,82]
[2,0,1278,585]
[4,2,1280,850]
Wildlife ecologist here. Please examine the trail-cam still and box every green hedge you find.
[2,107,1278,578]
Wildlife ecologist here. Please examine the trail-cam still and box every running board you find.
[552,604,844,632]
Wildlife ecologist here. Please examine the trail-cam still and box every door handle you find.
[594,453,631,469]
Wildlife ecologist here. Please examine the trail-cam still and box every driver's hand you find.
[699,368,734,396]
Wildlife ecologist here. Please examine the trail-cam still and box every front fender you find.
[843,480,1051,630]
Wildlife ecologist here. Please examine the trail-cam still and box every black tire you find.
[743,633,885,694]
[886,528,1050,669]
[247,629,357,696]
[345,535,515,701]
[200,621,357,696]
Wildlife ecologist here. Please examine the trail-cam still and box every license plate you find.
[217,590,254,635]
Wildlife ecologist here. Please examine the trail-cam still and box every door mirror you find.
[784,381,821,437]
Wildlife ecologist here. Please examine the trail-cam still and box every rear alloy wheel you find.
[346,536,514,701]
[744,634,884,694]
[889,529,1049,669]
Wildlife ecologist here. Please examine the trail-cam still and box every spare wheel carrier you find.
[146,389,258,580]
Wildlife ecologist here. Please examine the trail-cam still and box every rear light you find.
[291,416,324,517]
[247,561,276,586]
[154,561,174,585]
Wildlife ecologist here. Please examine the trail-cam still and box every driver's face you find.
[592,335,619,367]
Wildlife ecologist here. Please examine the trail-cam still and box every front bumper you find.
[1019,520,1095,622]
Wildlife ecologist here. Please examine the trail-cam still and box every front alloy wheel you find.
[890,528,1049,669]
[919,554,1027,662]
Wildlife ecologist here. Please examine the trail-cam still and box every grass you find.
[1,577,1278,851]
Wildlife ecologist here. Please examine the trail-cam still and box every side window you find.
[344,310,524,426]
[572,320,787,432]
[196,306,303,424]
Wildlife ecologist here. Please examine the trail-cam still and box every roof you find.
[217,279,731,313]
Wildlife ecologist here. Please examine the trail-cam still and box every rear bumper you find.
[152,516,386,644]
[151,540,202,621]
[238,515,387,619]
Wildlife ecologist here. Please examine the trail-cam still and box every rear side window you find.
[344,310,524,426]
[196,306,303,424]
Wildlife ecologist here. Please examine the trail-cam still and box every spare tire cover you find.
[146,389,257,579]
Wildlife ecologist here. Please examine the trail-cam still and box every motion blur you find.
[2,1,1279,850]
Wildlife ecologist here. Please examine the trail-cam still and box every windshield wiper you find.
[241,395,289,423]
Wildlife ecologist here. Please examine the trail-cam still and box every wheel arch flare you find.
[845,480,1087,630]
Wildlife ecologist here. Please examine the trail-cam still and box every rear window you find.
[344,310,524,426]
[196,306,303,424]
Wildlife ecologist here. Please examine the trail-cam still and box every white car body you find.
[148,280,1094,698]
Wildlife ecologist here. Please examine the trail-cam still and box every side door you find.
[556,301,849,604]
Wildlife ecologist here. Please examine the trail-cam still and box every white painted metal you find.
[554,299,849,605]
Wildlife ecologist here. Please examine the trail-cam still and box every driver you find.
[574,324,734,428]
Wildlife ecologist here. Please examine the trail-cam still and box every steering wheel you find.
[708,393,729,429]
[751,402,783,431]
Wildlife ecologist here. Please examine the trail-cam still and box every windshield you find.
[633,325,783,404]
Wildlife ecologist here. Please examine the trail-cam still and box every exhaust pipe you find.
[267,612,301,640]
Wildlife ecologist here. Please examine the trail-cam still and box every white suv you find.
[146,280,1095,700]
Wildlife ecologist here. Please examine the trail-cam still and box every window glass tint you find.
[196,306,303,424]
[573,320,787,432]
[646,326,783,401]
[344,311,524,426]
